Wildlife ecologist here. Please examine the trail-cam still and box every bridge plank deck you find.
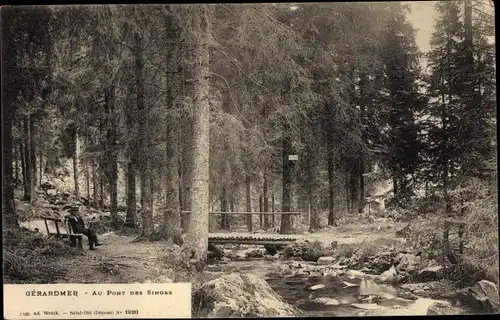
[208,232,299,245]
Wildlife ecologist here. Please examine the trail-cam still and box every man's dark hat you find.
[70,202,82,210]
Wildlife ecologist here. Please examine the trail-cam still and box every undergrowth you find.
[404,179,498,286]
[3,227,83,284]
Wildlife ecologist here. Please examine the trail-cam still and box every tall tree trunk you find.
[125,161,137,227]
[179,159,185,232]
[135,30,153,238]
[99,181,104,209]
[245,174,252,232]
[38,149,43,187]
[263,174,270,229]
[259,195,263,229]
[85,167,90,209]
[160,84,183,240]
[358,73,368,214]
[271,192,275,228]
[92,165,99,208]
[358,157,365,213]
[221,186,229,230]
[308,157,320,231]
[185,6,211,268]
[73,129,80,202]
[327,154,335,225]
[23,118,32,202]
[20,142,28,199]
[2,79,16,228]
[14,146,19,184]
[29,118,36,198]
[281,125,294,234]
[349,169,358,214]
[106,86,119,229]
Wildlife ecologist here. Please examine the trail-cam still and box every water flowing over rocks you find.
[193,273,301,318]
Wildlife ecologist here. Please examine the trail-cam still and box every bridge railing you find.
[180,211,303,232]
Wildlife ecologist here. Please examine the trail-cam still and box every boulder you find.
[358,294,382,304]
[278,264,292,275]
[427,302,464,315]
[207,244,224,260]
[317,256,335,265]
[417,265,444,282]
[398,291,418,300]
[457,280,500,313]
[395,253,421,274]
[193,273,300,318]
[41,181,55,190]
[246,249,265,258]
[225,251,247,261]
[313,297,339,306]
[308,284,326,291]
[377,265,398,283]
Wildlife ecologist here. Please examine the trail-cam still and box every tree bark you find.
[349,169,358,214]
[99,181,104,209]
[135,30,153,238]
[259,195,263,229]
[263,174,270,229]
[23,117,32,202]
[38,149,43,187]
[185,6,211,268]
[20,141,29,200]
[125,161,137,227]
[161,13,183,243]
[73,129,80,202]
[221,186,230,230]
[281,125,293,234]
[327,154,335,225]
[85,167,90,209]
[271,192,275,228]
[29,118,37,198]
[14,146,19,184]
[2,81,16,228]
[105,86,119,229]
[358,157,365,213]
[308,160,320,231]
[92,165,99,208]
[245,174,252,232]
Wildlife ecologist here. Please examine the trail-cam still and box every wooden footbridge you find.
[182,211,303,246]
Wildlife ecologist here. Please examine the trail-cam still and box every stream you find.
[207,254,451,317]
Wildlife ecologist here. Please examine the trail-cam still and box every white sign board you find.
[288,155,298,161]
[4,283,192,319]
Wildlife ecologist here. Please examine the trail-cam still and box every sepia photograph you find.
[2,1,498,318]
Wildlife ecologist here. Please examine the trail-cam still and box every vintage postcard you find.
[2,1,498,319]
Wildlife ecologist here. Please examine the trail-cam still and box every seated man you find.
[66,203,103,250]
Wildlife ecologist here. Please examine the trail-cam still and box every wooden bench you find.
[41,216,84,248]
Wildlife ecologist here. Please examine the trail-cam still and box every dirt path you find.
[58,232,169,284]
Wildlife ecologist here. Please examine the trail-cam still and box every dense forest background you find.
[2,2,496,276]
